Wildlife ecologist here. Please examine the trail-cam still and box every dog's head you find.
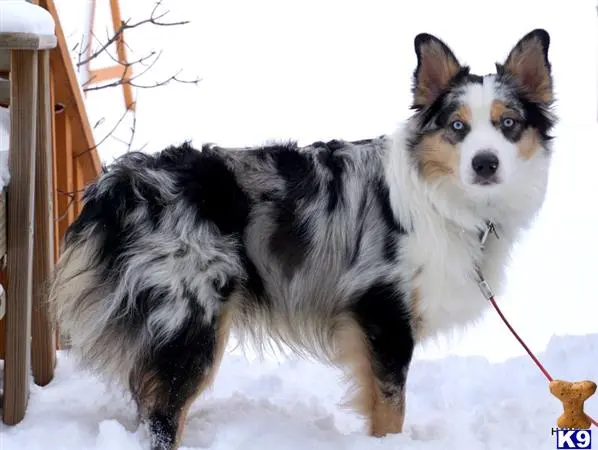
[407,29,555,199]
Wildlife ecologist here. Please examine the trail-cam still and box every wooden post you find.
[74,156,85,216]
[3,49,39,425]
[0,271,6,359]
[109,0,134,110]
[31,49,56,386]
[50,69,59,262]
[55,110,73,241]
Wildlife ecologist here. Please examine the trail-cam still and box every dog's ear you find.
[412,33,462,109]
[498,29,552,104]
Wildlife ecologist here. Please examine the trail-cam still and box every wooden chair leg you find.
[3,49,39,425]
[31,49,56,386]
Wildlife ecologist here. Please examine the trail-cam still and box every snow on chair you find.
[0,0,57,425]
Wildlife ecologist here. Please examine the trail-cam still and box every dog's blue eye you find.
[502,118,515,128]
[451,120,465,131]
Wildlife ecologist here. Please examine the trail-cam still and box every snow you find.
[0,0,55,35]
[1,334,597,450]
[1,0,597,448]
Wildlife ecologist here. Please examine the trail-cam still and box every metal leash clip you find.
[477,221,499,299]
[479,221,498,250]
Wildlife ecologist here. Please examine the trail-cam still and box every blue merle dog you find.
[50,29,555,449]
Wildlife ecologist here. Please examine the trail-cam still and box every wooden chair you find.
[0,0,57,425]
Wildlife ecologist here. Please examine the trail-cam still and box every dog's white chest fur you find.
[401,221,507,340]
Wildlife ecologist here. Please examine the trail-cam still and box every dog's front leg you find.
[345,283,415,437]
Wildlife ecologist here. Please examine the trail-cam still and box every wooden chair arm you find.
[0,32,56,51]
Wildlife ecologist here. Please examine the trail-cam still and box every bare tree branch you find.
[56,190,79,222]
[126,110,138,152]
[106,107,140,153]
[72,0,200,161]
[92,117,106,130]
[77,0,188,68]
[84,71,201,92]
[73,31,90,75]
[82,47,163,90]
[82,44,201,93]
[78,108,131,157]
[110,135,130,147]
[129,71,201,89]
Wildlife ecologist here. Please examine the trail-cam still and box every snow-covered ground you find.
[2,0,597,448]
[2,334,597,450]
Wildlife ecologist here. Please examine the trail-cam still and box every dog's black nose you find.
[472,152,499,178]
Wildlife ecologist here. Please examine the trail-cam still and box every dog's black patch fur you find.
[352,281,414,399]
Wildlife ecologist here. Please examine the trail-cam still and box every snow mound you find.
[1,334,596,450]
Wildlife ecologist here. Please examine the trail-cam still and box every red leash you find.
[487,291,598,428]
[487,296,554,382]
[478,222,597,428]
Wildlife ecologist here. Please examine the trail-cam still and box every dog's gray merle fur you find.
[49,29,556,449]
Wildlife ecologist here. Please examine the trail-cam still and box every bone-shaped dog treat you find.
[549,380,597,429]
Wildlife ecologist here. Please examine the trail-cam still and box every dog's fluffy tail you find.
[47,154,166,385]
[48,149,244,389]
[48,230,136,381]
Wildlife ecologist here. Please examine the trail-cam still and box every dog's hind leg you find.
[338,283,415,437]
[130,302,233,450]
